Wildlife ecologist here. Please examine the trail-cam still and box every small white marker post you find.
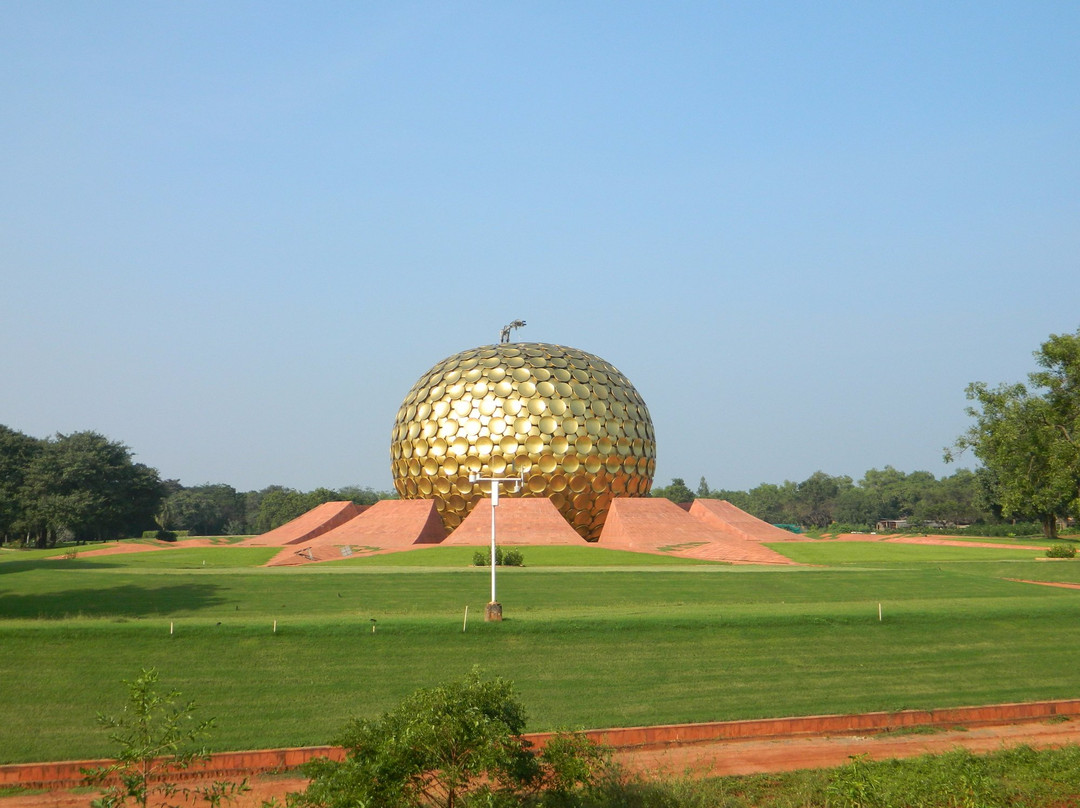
[170,621,174,635]
[273,620,277,633]
[463,605,469,632]
[878,603,882,622]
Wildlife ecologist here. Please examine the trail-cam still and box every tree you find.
[20,432,163,546]
[166,484,244,536]
[651,477,695,504]
[744,480,799,524]
[794,471,852,528]
[696,476,710,498]
[292,669,609,808]
[0,425,43,544]
[949,328,1080,538]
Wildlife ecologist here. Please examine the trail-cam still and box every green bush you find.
[1046,544,1076,558]
[141,530,189,540]
[472,547,525,567]
[291,669,608,808]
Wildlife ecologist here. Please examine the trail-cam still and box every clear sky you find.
[3,2,1078,494]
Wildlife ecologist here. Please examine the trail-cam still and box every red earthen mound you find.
[240,501,362,547]
[441,498,588,546]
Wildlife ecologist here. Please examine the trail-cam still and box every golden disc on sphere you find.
[391,342,654,540]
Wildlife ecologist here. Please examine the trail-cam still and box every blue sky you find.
[2,2,1078,493]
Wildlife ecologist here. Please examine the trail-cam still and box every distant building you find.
[876,518,909,531]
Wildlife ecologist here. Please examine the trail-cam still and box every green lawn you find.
[2,541,1080,763]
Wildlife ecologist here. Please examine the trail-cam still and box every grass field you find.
[3,539,1080,764]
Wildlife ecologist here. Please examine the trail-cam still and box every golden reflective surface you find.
[391,342,656,540]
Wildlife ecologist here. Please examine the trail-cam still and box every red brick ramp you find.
[599,499,796,564]
[689,499,802,543]
[241,502,362,547]
[442,497,588,546]
[266,501,447,566]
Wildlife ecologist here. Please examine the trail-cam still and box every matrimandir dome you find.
[391,342,656,540]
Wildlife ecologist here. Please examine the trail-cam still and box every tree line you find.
[651,467,988,531]
[0,426,395,547]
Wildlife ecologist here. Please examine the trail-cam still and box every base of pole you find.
[484,602,503,622]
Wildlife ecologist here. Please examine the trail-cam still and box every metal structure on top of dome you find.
[391,340,656,540]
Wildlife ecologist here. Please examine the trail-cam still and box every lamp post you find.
[468,472,522,621]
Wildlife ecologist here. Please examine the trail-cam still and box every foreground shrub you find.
[83,668,248,808]
[1046,543,1076,558]
[290,669,608,808]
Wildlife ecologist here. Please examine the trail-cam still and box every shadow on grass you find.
[0,582,226,619]
[0,558,129,575]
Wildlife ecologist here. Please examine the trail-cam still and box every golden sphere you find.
[391,343,656,540]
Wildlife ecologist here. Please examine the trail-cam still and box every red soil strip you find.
[59,539,219,559]
[1005,578,1080,590]
[831,533,1045,550]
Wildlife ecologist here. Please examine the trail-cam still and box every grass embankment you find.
[3,541,1080,763]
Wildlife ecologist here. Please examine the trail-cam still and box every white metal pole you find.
[490,480,497,603]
